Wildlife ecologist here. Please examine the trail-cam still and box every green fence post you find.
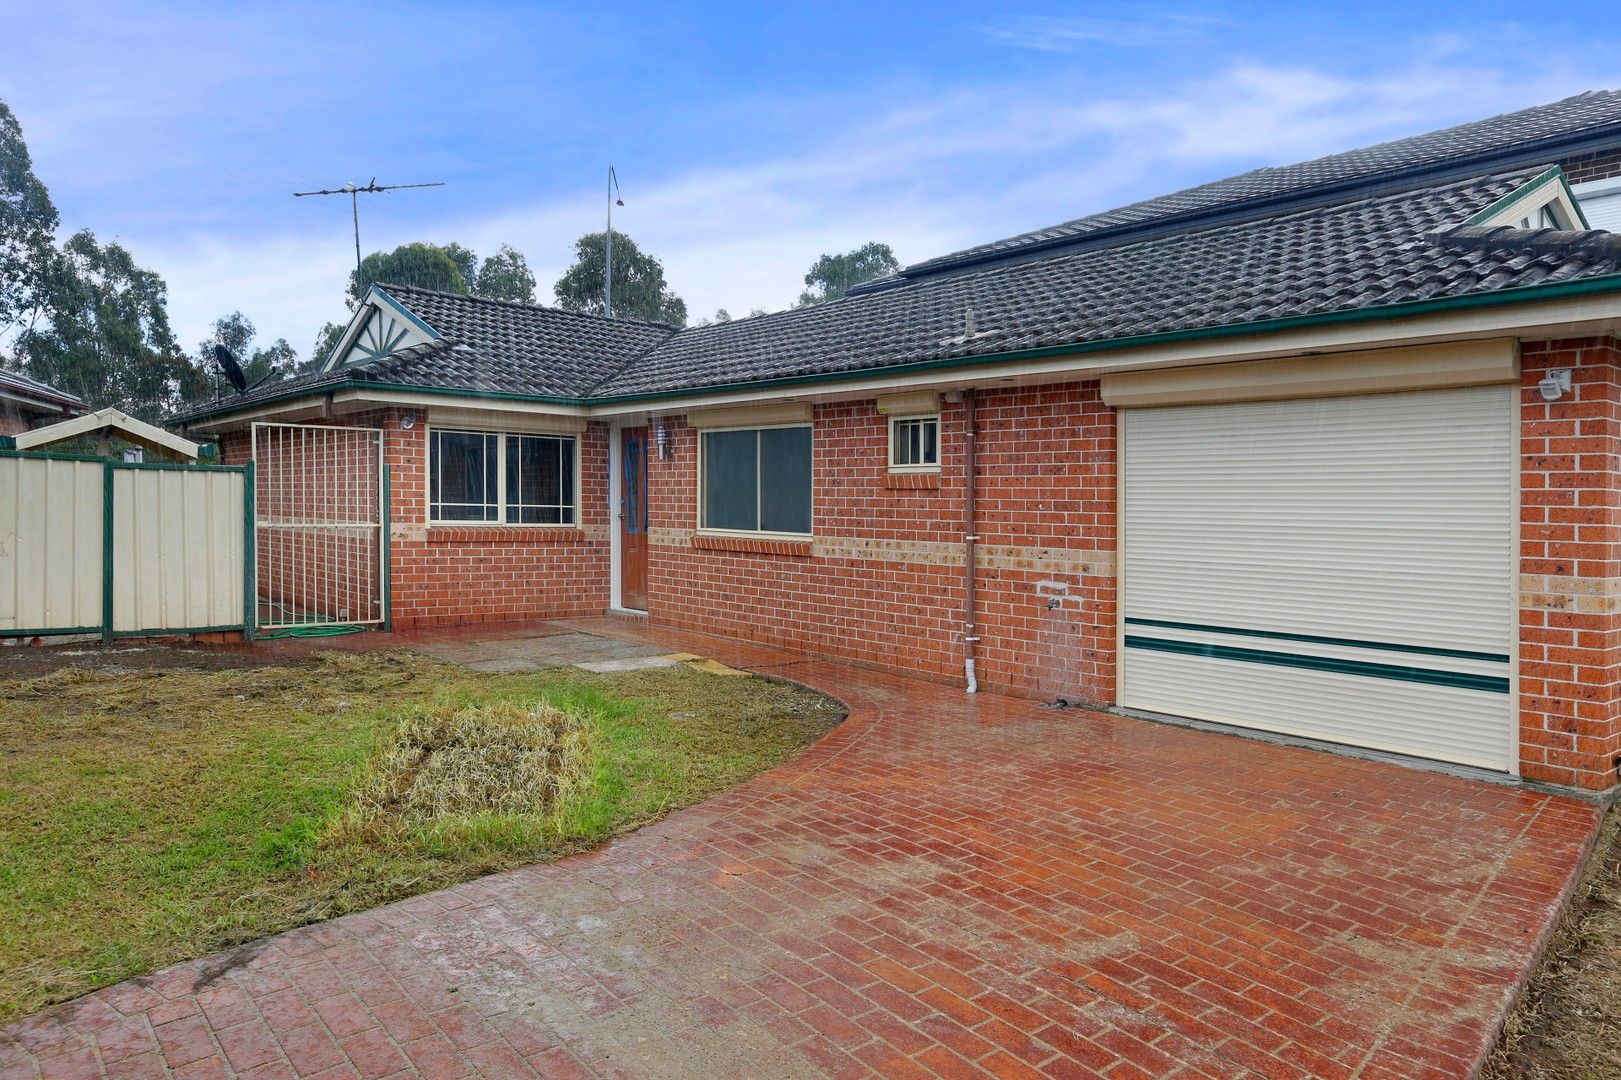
[381,463,393,633]
[243,460,256,643]
[101,461,114,644]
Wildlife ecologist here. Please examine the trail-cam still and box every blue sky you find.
[7,1,1621,358]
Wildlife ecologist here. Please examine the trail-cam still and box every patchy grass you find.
[1485,805,1621,1080]
[0,651,844,1021]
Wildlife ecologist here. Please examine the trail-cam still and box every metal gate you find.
[251,422,387,631]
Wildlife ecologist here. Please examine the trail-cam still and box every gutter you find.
[176,267,1621,425]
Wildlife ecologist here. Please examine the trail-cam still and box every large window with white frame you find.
[889,413,939,470]
[429,428,577,525]
[699,425,812,534]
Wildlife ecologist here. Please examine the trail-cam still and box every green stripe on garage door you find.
[1123,635,1510,695]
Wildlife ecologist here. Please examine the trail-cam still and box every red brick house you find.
[0,369,85,439]
[178,91,1621,793]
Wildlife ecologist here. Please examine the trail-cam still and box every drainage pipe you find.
[962,388,980,693]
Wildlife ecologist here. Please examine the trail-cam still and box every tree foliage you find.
[348,242,467,303]
[348,241,537,305]
[16,231,198,420]
[475,243,537,302]
[796,241,900,306]
[553,231,687,325]
[0,100,58,338]
[196,311,300,392]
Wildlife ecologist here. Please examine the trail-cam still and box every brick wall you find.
[644,384,1117,702]
[0,411,27,438]
[1519,338,1621,790]
[1559,147,1621,185]
[221,411,610,630]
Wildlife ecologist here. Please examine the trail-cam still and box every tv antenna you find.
[293,178,445,277]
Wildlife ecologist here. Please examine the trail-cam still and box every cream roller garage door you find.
[1120,385,1515,771]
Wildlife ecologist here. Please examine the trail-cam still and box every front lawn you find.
[0,650,844,1021]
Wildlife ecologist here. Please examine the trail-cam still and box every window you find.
[429,429,576,525]
[890,414,939,470]
[700,426,812,534]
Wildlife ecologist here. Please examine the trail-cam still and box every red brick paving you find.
[0,620,1602,1079]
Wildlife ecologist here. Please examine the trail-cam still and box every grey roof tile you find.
[0,369,86,409]
[884,89,1621,281]
[594,168,1621,397]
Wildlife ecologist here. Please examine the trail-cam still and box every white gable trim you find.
[1469,167,1591,231]
[15,407,201,458]
[319,286,440,373]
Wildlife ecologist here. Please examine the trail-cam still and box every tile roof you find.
[877,89,1621,283]
[0,369,86,410]
[594,168,1621,396]
[374,284,676,396]
[173,289,678,421]
[176,90,1621,422]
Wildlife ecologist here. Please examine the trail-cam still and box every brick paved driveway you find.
[0,621,1602,1079]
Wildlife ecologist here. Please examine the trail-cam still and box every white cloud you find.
[979,11,1227,52]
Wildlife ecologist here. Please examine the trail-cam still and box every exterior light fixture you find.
[1538,369,1572,402]
[655,424,670,459]
[400,411,416,430]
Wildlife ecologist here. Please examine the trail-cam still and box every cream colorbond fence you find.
[0,449,254,641]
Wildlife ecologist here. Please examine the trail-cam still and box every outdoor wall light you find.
[400,411,416,430]
[1538,369,1573,402]
[655,424,670,459]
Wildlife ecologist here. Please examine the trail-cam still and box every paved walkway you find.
[0,620,1602,1079]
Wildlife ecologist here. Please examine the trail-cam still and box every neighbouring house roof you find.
[0,369,87,414]
[867,89,1621,284]
[176,89,1621,424]
[595,168,1621,397]
[14,407,201,459]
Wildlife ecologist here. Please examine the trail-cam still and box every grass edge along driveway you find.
[0,650,845,1021]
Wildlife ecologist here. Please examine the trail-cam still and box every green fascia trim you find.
[1465,166,1592,229]
[1123,617,1510,663]
[0,625,104,639]
[1124,635,1510,694]
[191,265,1621,419]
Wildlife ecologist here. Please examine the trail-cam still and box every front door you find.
[620,427,649,611]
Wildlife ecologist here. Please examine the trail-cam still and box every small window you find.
[700,426,812,535]
[890,415,939,470]
[430,429,577,525]
[430,430,499,521]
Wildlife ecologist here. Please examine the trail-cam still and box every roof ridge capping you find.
[375,281,684,332]
[854,87,1621,291]
[1431,222,1621,261]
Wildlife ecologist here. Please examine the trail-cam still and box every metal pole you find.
[352,188,362,279]
[605,166,614,318]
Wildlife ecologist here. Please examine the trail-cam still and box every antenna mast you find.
[293,178,446,277]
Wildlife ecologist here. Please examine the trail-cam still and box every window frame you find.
[426,424,580,527]
[887,412,941,473]
[696,422,814,538]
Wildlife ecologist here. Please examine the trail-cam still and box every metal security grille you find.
[251,423,385,630]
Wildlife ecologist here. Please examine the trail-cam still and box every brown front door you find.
[620,427,649,611]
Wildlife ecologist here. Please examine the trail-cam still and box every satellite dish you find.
[212,343,248,393]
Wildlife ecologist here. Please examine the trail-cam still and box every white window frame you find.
[426,425,581,527]
[696,422,813,538]
[888,413,941,473]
